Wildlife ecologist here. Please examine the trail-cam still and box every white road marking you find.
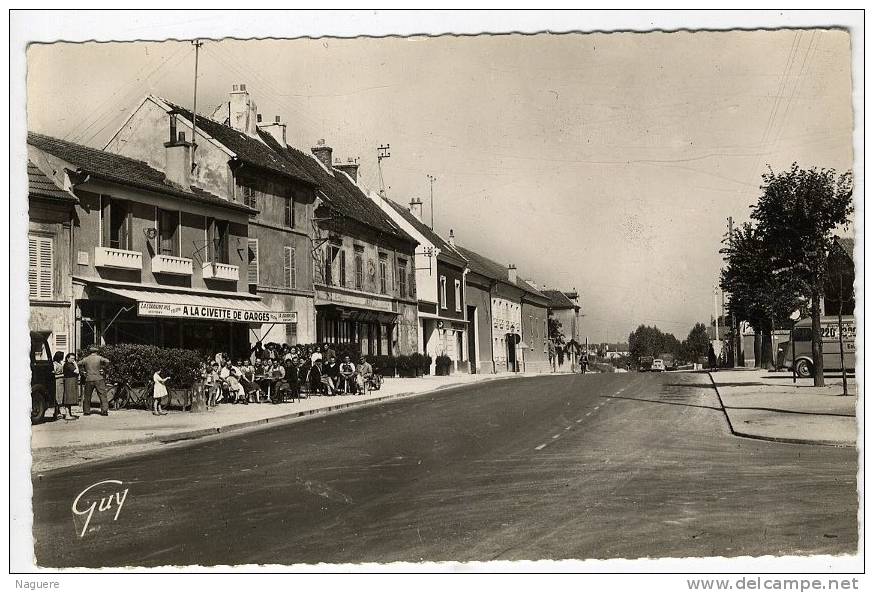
[564,426,571,431]
[576,419,583,423]
[552,434,561,439]
[585,412,591,416]
[534,444,547,451]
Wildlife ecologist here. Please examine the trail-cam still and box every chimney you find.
[507,264,517,284]
[229,83,259,136]
[409,197,423,221]
[334,158,360,182]
[164,129,192,189]
[311,139,333,170]
[448,229,456,247]
[257,114,287,148]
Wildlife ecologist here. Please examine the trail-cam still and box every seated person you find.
[324,356,340,395]
[339,356,357,394]
[283,357,299,401]
[269,360,287,403]
[227,362,248,404]
[357,356,374,393]
[307,360,327,395]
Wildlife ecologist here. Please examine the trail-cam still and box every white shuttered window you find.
[284,247,296,289]
[28,235,53,300]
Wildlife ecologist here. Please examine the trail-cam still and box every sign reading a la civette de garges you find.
[137,302,297,324]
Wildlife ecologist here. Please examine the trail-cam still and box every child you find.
[152,369,169,415]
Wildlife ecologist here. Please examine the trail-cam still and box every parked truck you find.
[30,331,56,424]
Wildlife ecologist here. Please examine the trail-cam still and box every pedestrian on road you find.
[152,369,169,415]
[59,353,80,420]
[78,345,110,416]
[708,344,718,371]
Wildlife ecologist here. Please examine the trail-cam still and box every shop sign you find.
[138,302,297,324]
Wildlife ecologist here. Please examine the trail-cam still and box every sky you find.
[26,29,854,343]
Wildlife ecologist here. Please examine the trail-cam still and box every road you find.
[31,372,857,566]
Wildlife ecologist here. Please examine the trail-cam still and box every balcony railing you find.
[151,254,193,276]
[202,261,239,281]
[94,246,143,270]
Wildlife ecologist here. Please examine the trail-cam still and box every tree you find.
[751,164,853,386]
[628,324,681,361]
[683,323,710,366]
[720,223,806,369]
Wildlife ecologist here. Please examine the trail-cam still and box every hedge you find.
[76,344,203,387]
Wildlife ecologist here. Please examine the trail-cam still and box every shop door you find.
[467,306,477,372]
[506,334,517,372]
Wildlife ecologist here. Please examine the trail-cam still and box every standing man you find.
[79,345,110,416]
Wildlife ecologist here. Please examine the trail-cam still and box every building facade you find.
[543,288,582,371]
[27,161,77,357]
[376,197,471,372]
[455,245,548,373]
[28,133,286,358]
[104,89,319,346]
[260,134,420,357]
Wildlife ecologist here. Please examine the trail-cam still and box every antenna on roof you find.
[377,144,390,199]
[190,39,204,174]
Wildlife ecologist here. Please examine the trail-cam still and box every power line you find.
[69,44,188,144]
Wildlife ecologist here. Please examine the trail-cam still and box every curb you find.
[33,372,532,454]
[706,372,854,448]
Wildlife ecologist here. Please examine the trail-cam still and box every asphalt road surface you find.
[31,372,858,567]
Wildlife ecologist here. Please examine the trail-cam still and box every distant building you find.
[542,288,582,370]
[455,245,550,373]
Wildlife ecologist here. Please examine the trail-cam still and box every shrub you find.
[421,353,433,374]
[370,354,397,377]
[435,354,453,376]
[76,344,203,387]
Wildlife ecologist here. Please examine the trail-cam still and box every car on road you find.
[651,359,666,372]
[638,356,654,372]
[30,331,56,424]
[659,353,676,371]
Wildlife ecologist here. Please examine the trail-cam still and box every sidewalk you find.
[32,371,556,472]
[709,369,858,446]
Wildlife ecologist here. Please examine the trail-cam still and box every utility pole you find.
[726,216,742,368]
[190,39,204,173]
[427,174,437,229]
[377,144,390,198]
[714,286,720,356]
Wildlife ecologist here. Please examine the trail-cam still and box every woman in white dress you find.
[152,369,169,415]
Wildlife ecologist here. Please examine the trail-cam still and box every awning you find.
[97,286,297,324]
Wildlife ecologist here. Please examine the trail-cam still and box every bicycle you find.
[108,381,153,410]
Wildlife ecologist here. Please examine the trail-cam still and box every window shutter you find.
[38,238,53,299]
[29,235,53,300]
[28,236,38,299]
[54,333,68,354]
[247,239,259,285]
[284,246,296,289]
